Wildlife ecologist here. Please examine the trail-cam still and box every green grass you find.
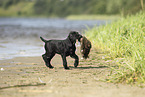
[86,11,145,85]
[0,2,120,19]
[66,14,120,20]
[0,2,35,17]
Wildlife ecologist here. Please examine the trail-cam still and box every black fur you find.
[40,31,82,69]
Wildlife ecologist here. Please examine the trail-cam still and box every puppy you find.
[40,31,82,69]
[80,36,92,59]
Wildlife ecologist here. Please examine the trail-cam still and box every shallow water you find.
[0,17,107,60]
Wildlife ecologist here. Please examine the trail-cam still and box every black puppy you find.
[40,31,82,69]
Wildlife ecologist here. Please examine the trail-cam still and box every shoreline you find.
[0,50,145,97]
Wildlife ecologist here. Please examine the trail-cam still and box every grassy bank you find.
[0,2,34,17]
[86,11,145,85]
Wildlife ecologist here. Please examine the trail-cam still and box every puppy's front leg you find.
[61,54,69,69]
[70,54,79,68]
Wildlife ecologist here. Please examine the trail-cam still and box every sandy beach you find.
[0,49,145,97]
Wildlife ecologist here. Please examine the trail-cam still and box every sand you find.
[0,49,145,97]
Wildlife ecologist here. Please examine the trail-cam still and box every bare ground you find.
[0,49,145,97]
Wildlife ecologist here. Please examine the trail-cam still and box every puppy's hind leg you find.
[42,54,55,69]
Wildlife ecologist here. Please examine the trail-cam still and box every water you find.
[0,17,107,60]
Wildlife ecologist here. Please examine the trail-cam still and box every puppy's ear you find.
[68,33,76,44]
[69,33,72,37]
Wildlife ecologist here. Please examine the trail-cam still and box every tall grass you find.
[86,11,145,85]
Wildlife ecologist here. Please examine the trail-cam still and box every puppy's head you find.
[68,31,82,44]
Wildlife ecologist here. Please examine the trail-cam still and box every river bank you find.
[0,49,145,97]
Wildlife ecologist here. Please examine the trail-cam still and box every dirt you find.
[0,49,145,97]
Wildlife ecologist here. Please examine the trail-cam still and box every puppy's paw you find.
[74,65,78,68]
[49,66,54,69]
[74,62,78,68]
[64,67,70,70]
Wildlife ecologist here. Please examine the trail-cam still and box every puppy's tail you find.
[40,37,47,43]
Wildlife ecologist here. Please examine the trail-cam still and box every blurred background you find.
[0,0,144,60]
[0,0,144,17]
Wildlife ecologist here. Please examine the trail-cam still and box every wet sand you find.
[0,49,145,97]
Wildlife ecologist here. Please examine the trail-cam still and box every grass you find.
[0,2,35,17]
[86,11,145,85]
[66,14,120,20]
[0,2,120,20]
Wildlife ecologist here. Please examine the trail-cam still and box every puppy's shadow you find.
[70,65,108,69]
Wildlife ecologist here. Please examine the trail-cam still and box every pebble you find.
[1,68,4,71]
